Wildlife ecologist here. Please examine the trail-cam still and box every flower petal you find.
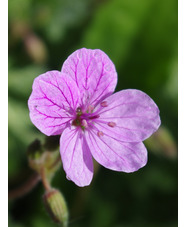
[60,127,94,187]
[28,71,80,136]
[85,128,147,172]
[94,89,161,142]
[61,48,117,107]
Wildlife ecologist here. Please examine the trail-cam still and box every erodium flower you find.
[28,48,161,187]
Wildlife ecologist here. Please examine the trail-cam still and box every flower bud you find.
[43,135,60,151]
[25,33,48,64]
[145,126,177,159]
[27,139,43,159]
[43,189,68,227]
[27,138,61,180]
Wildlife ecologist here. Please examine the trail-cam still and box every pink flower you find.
[28,48,161,187]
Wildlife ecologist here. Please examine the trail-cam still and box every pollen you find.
[82,119,88,128]
[87,105,94,113]
[100,101,108,107]
[108,122,116,127]
[97,131,104,137]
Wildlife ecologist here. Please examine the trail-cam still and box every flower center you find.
[72,106,99,130]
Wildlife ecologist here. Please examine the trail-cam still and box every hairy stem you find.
[8,152,61,200]
[49,155,61,169]
[40,166,51,192]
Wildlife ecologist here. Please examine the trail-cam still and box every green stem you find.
[8,153,61,200]
[40,166,51,192]
[49,154,61,170]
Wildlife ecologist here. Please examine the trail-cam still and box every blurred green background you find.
[8,0,178,226]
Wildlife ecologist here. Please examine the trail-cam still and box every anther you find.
[87,105,94,113]
[108,122,116,127]
[100,101,108,107]
[82,119,88,128]
[97,131,104,137]
[76,107,82,115]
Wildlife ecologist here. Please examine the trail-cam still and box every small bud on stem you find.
[43,189,69,227]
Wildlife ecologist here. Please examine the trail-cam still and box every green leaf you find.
[82,0,154,67]
[8,0,32,21]
[8,65,44,100]
[8,98,44,176]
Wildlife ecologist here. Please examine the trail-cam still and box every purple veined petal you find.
[60,127,94,187]
[85,128,147,172]
[94,89,161,142]
[28,70,80,136]
[61,48,117,107]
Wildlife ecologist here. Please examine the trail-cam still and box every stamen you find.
[97,131,104,137]
[87,105,94,113]
[100,101,108,107]
[81,119,88,128]
[76,107,82,115]
[72,118,80,126]
[108,122,116,127]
